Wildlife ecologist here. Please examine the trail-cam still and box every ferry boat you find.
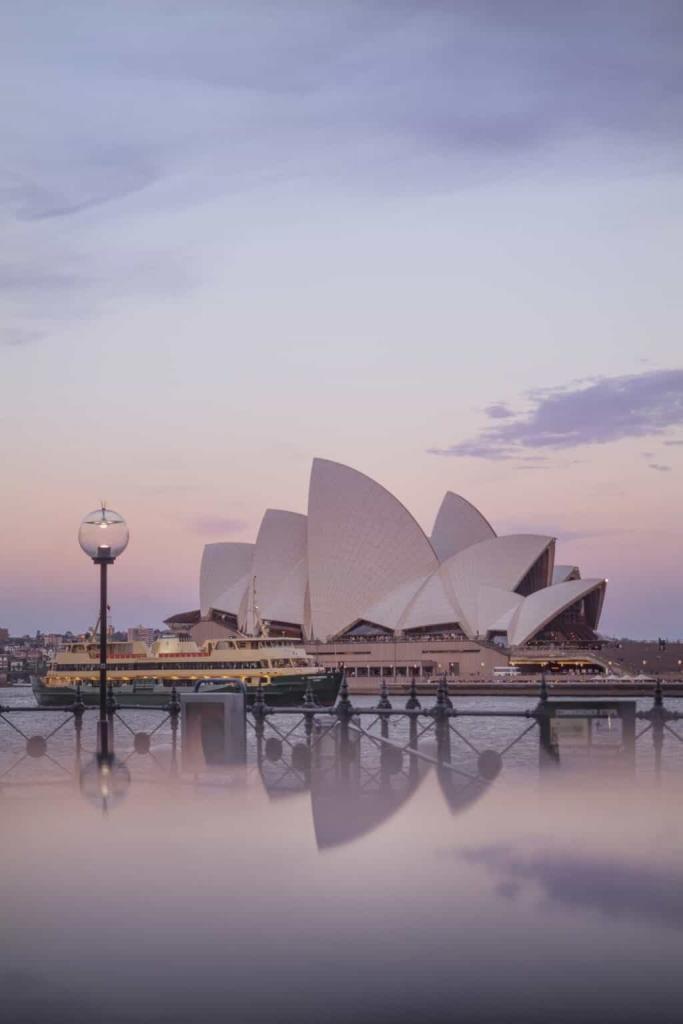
[32,634,343,708]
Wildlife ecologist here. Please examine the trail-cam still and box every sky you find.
[1,0,682,638]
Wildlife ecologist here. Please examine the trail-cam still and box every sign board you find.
[540,701,636,773]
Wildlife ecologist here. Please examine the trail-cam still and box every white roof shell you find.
[307,459,439,640]
[199,542,254,617]
[508,578,606,647]
[216,571,253,618]
[441,534,555,636]
[477,586,524,635]
[249,509,307,626]
[399,569,465,631]
[552,564,581,584]
[431,492,496,561]
[359,574,431,632]
[359,568,465,634]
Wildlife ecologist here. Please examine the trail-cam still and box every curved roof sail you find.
[307,459,439,640]
[508,578,606,647]
[552,565,581,584]
[199,542,254,617]
[250,509,307,625]
[441,535,555,635]
[431,492,496,561]
[477,586,524,636]
[357,574,430,633]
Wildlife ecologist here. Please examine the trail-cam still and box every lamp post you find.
[78,505,129,760]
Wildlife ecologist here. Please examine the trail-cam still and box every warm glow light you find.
[78,505,129,561]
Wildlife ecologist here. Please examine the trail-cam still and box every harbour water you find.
[3,687,683,1022]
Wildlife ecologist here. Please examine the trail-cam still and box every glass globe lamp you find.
[78,506,129,562]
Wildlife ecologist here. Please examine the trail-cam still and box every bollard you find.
[405,675,421,711]
[433,676,452,716]
[168,685,182,718]
[377,678,392,712]
[72,683,85,772]
[654,677,663,708]
[379,680,391,745]
[168,686,181,776]
[335,675,354,722]
[251,679,271,731]
[408,709,420,783]
[303,682,315,740]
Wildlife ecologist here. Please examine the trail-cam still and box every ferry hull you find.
[31,672,342,710]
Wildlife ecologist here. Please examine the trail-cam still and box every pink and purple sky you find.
[1,2,681,638]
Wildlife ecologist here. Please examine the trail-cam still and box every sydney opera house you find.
[169,459,608,679]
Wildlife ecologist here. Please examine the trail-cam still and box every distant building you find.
[0,627,9,643]
[43,633,66,648]
[127,625,156,645]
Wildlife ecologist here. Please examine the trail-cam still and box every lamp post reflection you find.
[80,756,131,813]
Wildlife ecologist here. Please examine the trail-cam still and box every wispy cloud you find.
[1,1,682,348]
[485,403,514,419]
[0,263,84,291]
[1,0,682,228]
[649,463,672,472]
[0,327,44,347]
[4,145,160,223]
[430,369,683,460]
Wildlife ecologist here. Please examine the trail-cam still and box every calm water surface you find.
[2,688,683,1023]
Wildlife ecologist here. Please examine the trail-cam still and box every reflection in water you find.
[3,691,683,1022]
[462,845,683,932]
[255,709,525,847]
[308,720,430,849]
[79,755,132,812]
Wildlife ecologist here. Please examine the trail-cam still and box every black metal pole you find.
[97,556,109,759]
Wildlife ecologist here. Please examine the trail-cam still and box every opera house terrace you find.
[164,459,636,687]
